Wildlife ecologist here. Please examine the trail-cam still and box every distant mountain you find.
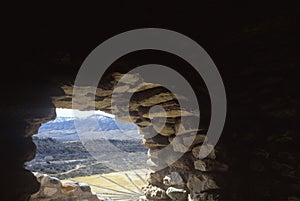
[40,114,137,131]
[37,114,140,141]
[28,136,147,178]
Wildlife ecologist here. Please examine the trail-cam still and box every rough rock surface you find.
[166,187,187,201]
[68,73,222,200]
[49,72,218,200]
[142,185,169,200]
[2,3,300,200]
[30,173,100,201]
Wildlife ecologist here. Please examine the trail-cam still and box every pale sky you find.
[56,108,115,118]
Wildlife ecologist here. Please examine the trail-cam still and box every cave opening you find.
[27,108,148,200]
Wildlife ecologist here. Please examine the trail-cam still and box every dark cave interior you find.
[1,1,300,200]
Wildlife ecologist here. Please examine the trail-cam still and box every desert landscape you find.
[25,111,148,200]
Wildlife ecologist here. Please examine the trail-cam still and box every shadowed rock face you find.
[1,1,300,200]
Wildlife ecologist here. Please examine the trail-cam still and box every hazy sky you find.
[56,108,114,118]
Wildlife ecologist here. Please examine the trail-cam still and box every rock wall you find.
[109,74,223,201]
[1,105,58,200]
[2,2,299,200]
[53,72,223,201]
[54,69,300,200]
[30,173,100,201]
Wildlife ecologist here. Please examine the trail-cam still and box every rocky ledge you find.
[30,173,101,201]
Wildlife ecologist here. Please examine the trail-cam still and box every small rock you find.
[187,174,219,193]
[79,182,92,192]
[146,169,168,185]
[163,172,185,187]
[192,144,216,159]
[61,182,78,194]
[166,187,187,201]
[194,160,207,171]
[138,195,148,201]
[170,133,206,153]
[142,185,168,200]
[142,133,169,149]
[43,187,57,196]
[31,173,100,201]
[171,136,189,153]
[33,172,44,183]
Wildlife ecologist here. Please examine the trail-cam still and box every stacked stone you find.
[54,73,228,201]
[137,114,228,200]
[30,173,101,201]
[105,74,226,201]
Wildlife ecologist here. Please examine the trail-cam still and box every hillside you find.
[27,137,147,179]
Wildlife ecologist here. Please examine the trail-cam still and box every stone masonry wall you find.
[16,68,300,200]
[53,72,223,201]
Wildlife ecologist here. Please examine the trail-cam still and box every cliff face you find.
[1,1,300,200]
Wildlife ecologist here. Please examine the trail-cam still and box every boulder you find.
[30,173,100,201]
[163,172,185,187]
[142,185,169,200]
[166,187,187,201]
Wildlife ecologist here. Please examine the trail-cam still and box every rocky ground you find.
[30,173,102,201]
[26,137,147,179]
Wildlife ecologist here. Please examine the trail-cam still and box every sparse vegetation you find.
[26,137,147,179]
